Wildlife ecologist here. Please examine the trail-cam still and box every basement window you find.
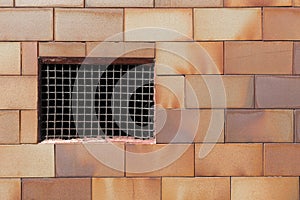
[39,58,154,142]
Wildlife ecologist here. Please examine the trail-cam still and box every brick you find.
[255,76,300,108]
[156,42,223,75]
[0,179,20,200]
[0,0,13,7]
[295,0,300,6]
[225,0,291,7]
[225,42,293,74]
[264,8,300,40]
[0,76,37,109]
[22,42,37,75]
[0,43,20,75]
[294,42,300,74]
[56,143,124,177]
[20,110,37,144]
[155,76,184,109]
[0,111,19,144]
[265,143,300,176]
[126,144,194,176]
[22,178,91,200]
[162,178,230,200]
[186,75,254,108]
[0,144,54,177]
[232,177,299,200]
[295,110,300,142]
[0,9,52,41]
[39,42,85,57]
[86,42,155,58]
[86,0,153,7]
[93,178,160,200]
[194,8,261,40]
[55,9,123,41]
[195,144,263,176]
[155,0,223,7]
[226,110,293,142]
[16,0,83,7]
[156,109,224,143]
[125,9,192,41]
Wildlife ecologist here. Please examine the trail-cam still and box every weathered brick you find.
[195,144,263,176]
[39,42,85,57]
[93,178,160,200]
[156,42,223,75]
[0,0,13,7]
[0,76,37,109]
[86,0,153,7]
[186,75,254,108]
[295,110,300,142]
[264,8,300,40]
[22,178,91,200]
[232,177,299,200]
[0,111,19,144]
[20,110,37,144]
[255,76,300,108]
[162,177,230,200]
[22,42,37,75]
[225,42,293,74]
[16,0,83,7]
[226,110,293,142]
[225,0,291,7]
[0,9,53,41]
[265,143,300,176]
[126,144,194,176]
[294,42,300,74]
[194,8,261,40]
[0,43,20,75]
[0,144,54,177]
[0,179,20,200]
[55,9,123,41]
[155,0,223,7]
[125,9,193,41]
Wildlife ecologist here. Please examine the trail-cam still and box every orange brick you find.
[16,0,83,7]
[295,0,300,6]
[0,144,54,177]
[0,0,13,6]
[55,9,123,41]
[195,144,263,176]
[22,42,37,75]
[194,8,261,40]
[264,8,300,40]
[0,179,21,200]
[231,177,299,200]
[295,110,300,142]
[265,143,300,176]
[225,42,293,74]
[186,75,254,108]
[0,111,19,144]
[225,0,291,7]
[155,0,223,7]
[39,42,85,57]
[155,76,184,109]
[21,110,37,144]
[125,9,193,41]
[226,110,293,142]
[0,77,37,109]
[294,42,300,74]
[0,9,52,41]
[93,178,160,200]
[0,43,20,75]
[86,0,153,7]
[156,42,223,75]
[162,177,230,200]
[126,144,194,176]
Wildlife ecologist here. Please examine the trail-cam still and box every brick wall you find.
[0,0,299,199]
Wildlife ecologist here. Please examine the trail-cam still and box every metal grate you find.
[39,61,154,141]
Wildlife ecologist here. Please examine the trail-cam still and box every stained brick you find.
[0,111,19,144]
[0,144,54,177]
[93,178,160,200]
[155,0,223,7]
[0,179,20,200]
[126,144,194,176]
[0,43,20,75]
[162,178,230,200]
[55,9,123,41]
[264,8,300,40]
[156,42,223,75]
[22,178,91,200]
[16,0,83,7]
[0,9,53,41]
[194,8,261,40]
[195,144,263,176]
[265,143,300,176]
[86,0,153,7]
[0,76,37,109]
[22,42,37,75]
[20,110,37,144]
[225,0,291,7]
[125,9,193,41]
[225,42,293,74]
[294,42,300,74]
[226,110,293,142]
[39,42,86,57]
[0,0,13,7]
[186,75,254,108]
